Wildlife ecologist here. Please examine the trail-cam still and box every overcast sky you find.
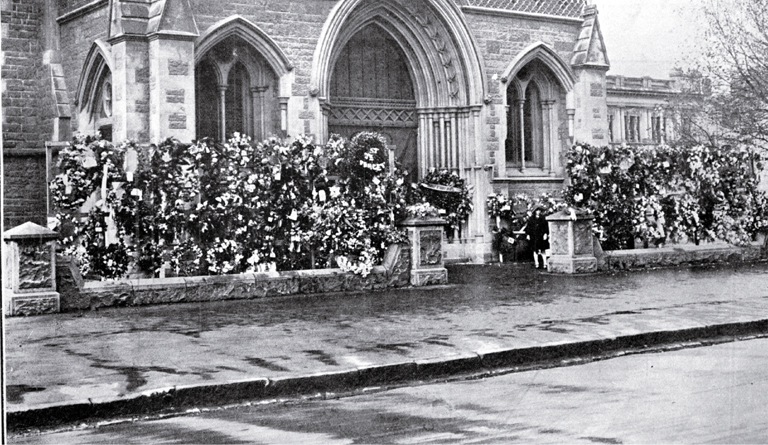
[595,0,707,79]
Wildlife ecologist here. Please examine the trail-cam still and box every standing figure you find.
[642,208,666,248]
[525,205,550,269]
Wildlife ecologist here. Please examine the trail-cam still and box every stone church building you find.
[2,0,611,263]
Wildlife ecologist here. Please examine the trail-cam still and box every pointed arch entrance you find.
[313,0,493,248]
[312,0,486,178]
[328,24,418,181]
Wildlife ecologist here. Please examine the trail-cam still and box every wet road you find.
[7,262,768,417]
[11,337,768,444]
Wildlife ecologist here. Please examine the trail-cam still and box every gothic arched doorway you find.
[328,24,418,182]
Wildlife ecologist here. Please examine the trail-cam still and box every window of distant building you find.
[608,112,615,142]
[624,114,641,143]
[651,115,666,143]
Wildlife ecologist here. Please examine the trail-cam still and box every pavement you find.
[6,261,768,431]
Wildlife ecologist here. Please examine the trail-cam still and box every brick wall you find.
[57,0,101,14]
[2,0,53,228]
[58,5,109,133]
[3,154,48,228]
[2,0,52,149]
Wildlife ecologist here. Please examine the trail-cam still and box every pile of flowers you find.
[487,192,565,259]
[564,142,768,249]
[51,132,410,279]
[413,169,473,235]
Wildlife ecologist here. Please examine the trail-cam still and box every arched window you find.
[225,62,249,137]
[505,60,560,173]
[92,71,113,141]
[195,35,278,141]
[77,42,114,141]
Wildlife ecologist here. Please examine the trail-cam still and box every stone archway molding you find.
[500,42,575,92]
[195,15,294,97]
[310,0,485,107]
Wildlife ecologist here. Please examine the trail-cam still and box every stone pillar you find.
[149,35,197,143]
[546,209,597,274]
[110,38,151,142]
[3,222,60,315]
[399,217,449,286]
[570,4,610,146]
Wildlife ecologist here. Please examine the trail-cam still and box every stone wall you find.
[600,243,766,272]
[56,244,412,312]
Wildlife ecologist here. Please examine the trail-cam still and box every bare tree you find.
[686,0,768,148]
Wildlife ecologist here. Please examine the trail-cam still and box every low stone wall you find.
[57,244,411,312]
[600,242,766,271]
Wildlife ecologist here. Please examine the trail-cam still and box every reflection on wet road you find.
[13,337,768,444]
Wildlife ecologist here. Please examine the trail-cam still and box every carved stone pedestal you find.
[399,217,448,286]
[546,209,597,274]
[3,222,60,316]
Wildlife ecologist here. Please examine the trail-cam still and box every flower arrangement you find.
[51,132,412,279]
[486,193,513,220]
[415,169,473,234]
[404,202,442,219]
[564,142,768,249]
[50,135,133,278]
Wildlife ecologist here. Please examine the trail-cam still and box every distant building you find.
[606,75,679,147]
[2,0,617,262]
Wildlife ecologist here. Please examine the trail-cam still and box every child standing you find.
[525,205,550,269]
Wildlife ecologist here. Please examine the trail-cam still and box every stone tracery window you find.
[505,61,558,173]
[195,35,279,141]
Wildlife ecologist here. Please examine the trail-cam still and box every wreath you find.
[416,169,473,232]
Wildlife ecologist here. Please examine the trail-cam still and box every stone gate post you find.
[546,209,598,274]
[3,222,60,315]
[399,217,448,286]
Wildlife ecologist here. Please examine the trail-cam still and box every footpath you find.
[6,261,768,431]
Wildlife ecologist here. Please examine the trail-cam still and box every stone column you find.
[517,99,526,171]
[546,209,598,274]
[218,85,228,141]
[3,222,60,316]
[399,217,449,286]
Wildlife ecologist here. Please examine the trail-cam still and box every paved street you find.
[6,262,768,434]
[11,337,768,444]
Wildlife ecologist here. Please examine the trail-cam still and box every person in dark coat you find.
[525,205,550,269]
